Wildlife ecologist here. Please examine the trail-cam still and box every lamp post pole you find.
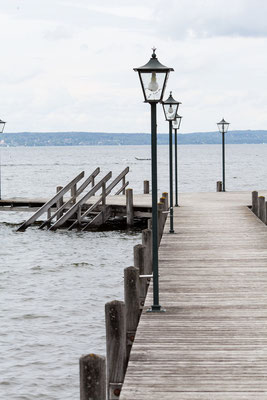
[168,120,174,232]
[150,102,160,308]
[162,92,181,234]
[174,127,178,206]
[0,119,6,200]
[217,118,230,192]
[173,115,182,207]
[222,128,225,192]
[134,48,173,312]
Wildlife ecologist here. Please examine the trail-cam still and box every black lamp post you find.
[217,118,230,192]
[0,119,6,200]
[134,48,173,312]
[173,114,182,207]
[162,92,181,233]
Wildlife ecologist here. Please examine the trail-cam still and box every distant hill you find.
[1,130,267,146]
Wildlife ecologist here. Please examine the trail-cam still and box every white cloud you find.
[0,0,267,133]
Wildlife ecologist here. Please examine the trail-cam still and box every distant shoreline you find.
[1,130,267,146]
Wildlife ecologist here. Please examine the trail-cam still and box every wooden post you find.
[126,188,134,226]
[142,229,152,275]
[79,354,106,400]
[105,300,126,400]
[162,192,169,209]
[252,191,259,216]
[158,202,164,244]
[71,183,77,204]
[102,183,106,206]
[160,196,167,227]
[217,181,223,192]
[134,244,147,307]
[124,266,140,361]
[147,219,152,229]
[56,186,64,220]
[258,196,266,223]
[144,180,149,194]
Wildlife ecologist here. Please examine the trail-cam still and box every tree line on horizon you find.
[1,130,267,146]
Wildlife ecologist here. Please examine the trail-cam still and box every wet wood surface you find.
[121,191,267,399]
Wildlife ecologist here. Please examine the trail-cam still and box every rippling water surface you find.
[1,144,267,399]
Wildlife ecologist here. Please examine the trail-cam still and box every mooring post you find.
[258,196,266,223]
[124,266,140,362]
[158,202,164,244]
[142,228,152,275]
[160,196,167,227]
[134,244,147,307]
[252,191,259,216]
[144,180,149,194]
[162,192,169,209]
[105,300,126,400]
[79,353,106,400]
[126,188,134,226]
[217,181,223,192]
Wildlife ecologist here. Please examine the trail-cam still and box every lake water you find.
[1,143,267,400]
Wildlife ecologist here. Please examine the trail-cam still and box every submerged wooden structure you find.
[0,168,153,231]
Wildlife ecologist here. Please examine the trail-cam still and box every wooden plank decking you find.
[121,191,267,399]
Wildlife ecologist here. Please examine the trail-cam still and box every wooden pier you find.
[120,190,267,399]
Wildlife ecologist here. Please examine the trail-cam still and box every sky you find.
[1,0,267,134]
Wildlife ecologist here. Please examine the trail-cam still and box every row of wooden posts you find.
[252,191,267,224]
[79,188,169,400]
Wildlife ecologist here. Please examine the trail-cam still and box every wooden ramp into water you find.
[121,191,267,400]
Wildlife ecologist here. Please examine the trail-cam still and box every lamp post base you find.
[169,229,175,233]
[147,305,166,313]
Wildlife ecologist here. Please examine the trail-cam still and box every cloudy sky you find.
[1,0,267,134]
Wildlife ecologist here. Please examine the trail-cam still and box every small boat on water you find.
[135,157,151,161]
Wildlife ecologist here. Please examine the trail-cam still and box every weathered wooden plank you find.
[120,191,267,399]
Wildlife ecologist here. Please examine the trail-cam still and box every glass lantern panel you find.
[217,122,229,133]
[140,71,167,102]
[173,119,178,128]
[0,121,5,133]
[223,123,229,133]
[163,103,179,121]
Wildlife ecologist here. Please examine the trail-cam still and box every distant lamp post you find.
[162,92,181,233]
[173,114,182,207]
[0,119,6,200]
[217,118,230,192]
[134,48,173,312]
